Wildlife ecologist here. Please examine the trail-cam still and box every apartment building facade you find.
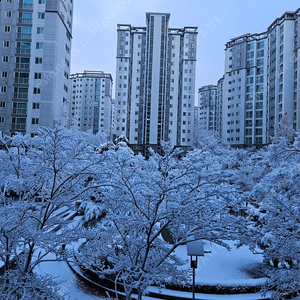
[114,12,197,155]
[222,9,300,147]
[70,71,113,138]
[0,0,73,137]
[196,85,217,132]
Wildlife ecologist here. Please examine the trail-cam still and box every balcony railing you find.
[16,48,31,54]
[14,78,29,84]
[12,108,27,115]
[16,33,32,39]
[15,63,30,69]
[18,3,33,9]
[17,18,32,24]
[13,93,28,99]
[11,124,26,130]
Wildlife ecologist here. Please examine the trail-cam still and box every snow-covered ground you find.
[36,240,269,299]
[36,255,107,300]
[175,240,267,285]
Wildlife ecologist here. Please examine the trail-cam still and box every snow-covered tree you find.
[274,110,296,144]
[0,270,63,300]
[192,126,223,152]
[77,141,246,299]
[0,126,105,298]
[245,133,300,299]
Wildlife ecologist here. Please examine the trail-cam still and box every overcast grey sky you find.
[70,0,300,91]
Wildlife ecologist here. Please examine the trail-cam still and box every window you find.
[38,13,45,19]
[3,41,10,47]
[36,42,43,49]
[32,118,39,125]
[247,60,254,67]
[247,43,254,50]
[257,49,264,57]
[0,117,4,123]
[6,11,12,18]
[37,27,44,34]
[35,57,42,64]
[2,56,9,63]
[65,58,69,67]
[257,41,264,49]
[32,103,40,109]
[257,58,264,66]
[247,77,253,84]
[255,128,262,135]
[1,86,7,93]
[34,73,42,79]
[0,102,5,108]
[247,51,254,59]
[38,0,45,3]
[2,71,8,77]
[66,31,71,41]
[33,87,40,94]
[4,26,11,32]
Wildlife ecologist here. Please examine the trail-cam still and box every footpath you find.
[67,260,272,300]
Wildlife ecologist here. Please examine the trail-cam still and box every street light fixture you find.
[187,240,204,300]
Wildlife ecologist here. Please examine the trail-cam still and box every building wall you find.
[223,35,268,146]
[220,9,300,147]
[114,13,197,155]
[196,81,223,139]
[0,0,73,137]
[70,71,113,139]
[197,85,217,131]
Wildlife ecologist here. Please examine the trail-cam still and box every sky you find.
[70,0,300,93]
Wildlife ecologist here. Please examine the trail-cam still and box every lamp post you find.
[187,240,204,300]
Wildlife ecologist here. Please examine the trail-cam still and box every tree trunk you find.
[23,243,35,274]
[137,287,143,300]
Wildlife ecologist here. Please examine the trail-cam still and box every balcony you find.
[15,63,30,69]
[12,108,27,115]
[11,124,26,130]
[13,93,28,99]
[14,78,29,84]
[18,3,33,10]
[17,18,32,24]
[16,48,31,54]
[16,33,32,39]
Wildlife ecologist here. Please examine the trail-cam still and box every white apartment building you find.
[222,9,300,147]
[0,0,73,137]
[195,78,224,139]
[70,71,113,139]
[114,12,197,155]
[197,84,217,131]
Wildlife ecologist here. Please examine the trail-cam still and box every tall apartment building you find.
[114,12,197,155]
[196,85,217,132]
[70,71,113,138]
[0,0,73,137]
[222,9,300,147]
[195,78,224,138]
